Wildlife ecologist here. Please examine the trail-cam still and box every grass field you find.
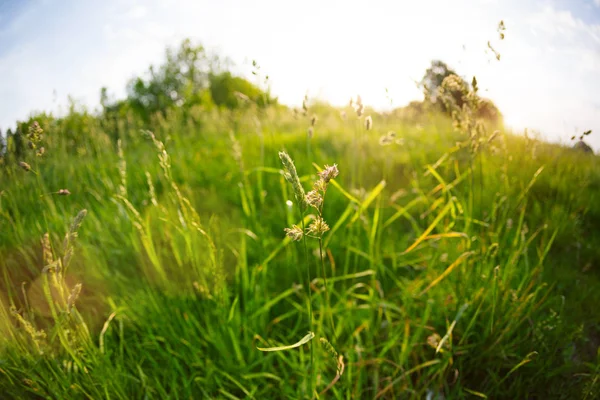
[1,101,599,399]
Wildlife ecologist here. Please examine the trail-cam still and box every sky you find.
[0,0,599,148]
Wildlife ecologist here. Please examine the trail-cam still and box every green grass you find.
[1,104,599,399]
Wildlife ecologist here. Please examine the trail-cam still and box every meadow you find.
[1,73,600,399]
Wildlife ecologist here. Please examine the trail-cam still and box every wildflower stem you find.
[300,212,315,398]
[317,191,335,339]
[318,236,335,339]
[478,151,484,219]
[306,132,312,168]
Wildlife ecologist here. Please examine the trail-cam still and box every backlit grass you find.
[1,102,599,399]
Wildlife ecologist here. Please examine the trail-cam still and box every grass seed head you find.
[498,20,506,39]
[26,121,44,149]
[67,283,82,313]
[41,233,54,267]
[284,225,304,241]
[320,337,344,376]
[233,91,250,103]
[279,151,307,210]
[62,209,88,269]
[356,104,364,117]
[19,161,31,172]
[365,115,373,130]
[353,95,364,116]
[229,132,244,171]
[28,121,43,137]
[10,307,46,354]
[488,130,500,144]
[306,190,323,209]
[319,164,339,183]
[379,135,393,146]
[70,209,88,235]
[313,178,327,192]
[320,337,338,357]
[307,216,330,236]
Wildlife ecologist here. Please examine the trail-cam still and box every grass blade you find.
[420,251,475,296]
[257,331,315,352]
[403,201,453,254]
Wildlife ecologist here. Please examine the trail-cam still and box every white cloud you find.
[475,5,600,147]
[125,5,147,19]
[579,48,600,72]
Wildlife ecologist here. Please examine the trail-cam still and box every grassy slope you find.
[0,105,599,399]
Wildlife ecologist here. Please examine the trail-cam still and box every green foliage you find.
[209,71,275,109]
[0,43,598,400]
[119,38,272,121]
[0,39,278,159]
[124,39,213,120]
[0,103,599,398]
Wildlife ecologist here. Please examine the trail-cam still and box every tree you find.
[209,72,275,109]
[476,98,502,124]
[100,87,110,110]
[122,39,275,121]
[0,128,4,165]
[12,127,24,159]
[419,60,468,111]
[126,39,215,120]
[419,60,502,123]
[574,140,593,154]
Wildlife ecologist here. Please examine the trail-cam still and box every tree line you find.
[0,40,502,164]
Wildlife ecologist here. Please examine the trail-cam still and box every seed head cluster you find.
[280,152,339,240]
[379,131,404,146]
[27,122,44,149]
[437,74,495,154]
[23,121,46,158]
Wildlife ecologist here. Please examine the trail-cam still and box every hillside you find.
[1,94,599,399]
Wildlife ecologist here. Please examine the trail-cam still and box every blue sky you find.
[1,0,599,148]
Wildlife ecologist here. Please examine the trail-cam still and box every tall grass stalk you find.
[300,213,315,397]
